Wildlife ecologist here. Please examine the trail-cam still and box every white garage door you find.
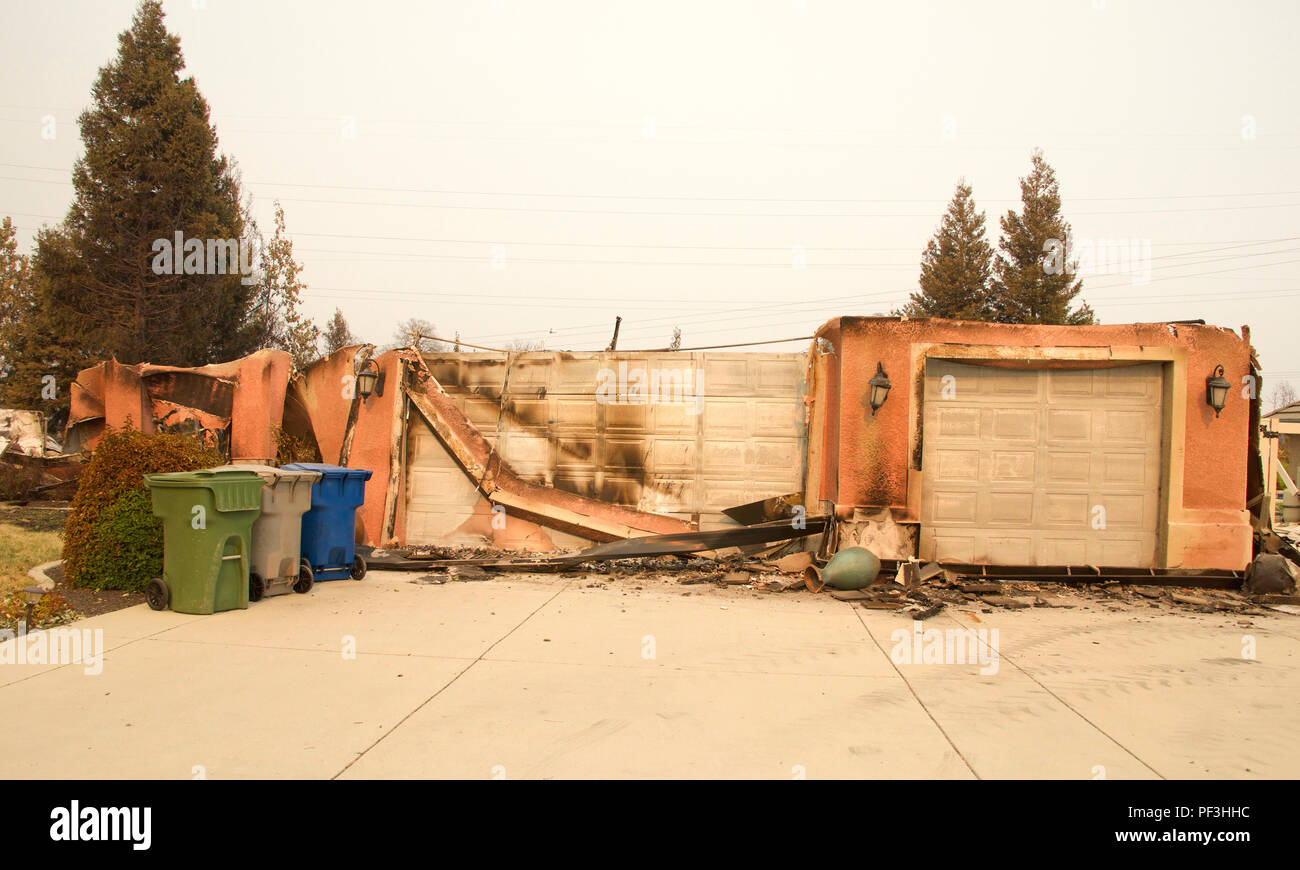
[404,351,807,547]
[920,360,1163,567]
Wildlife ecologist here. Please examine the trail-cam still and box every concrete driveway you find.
[1,570,1297,779]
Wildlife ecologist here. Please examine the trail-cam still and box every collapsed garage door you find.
[404,351,807,547]
[919,360,1163,567]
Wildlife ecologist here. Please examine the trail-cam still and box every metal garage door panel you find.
[404,427,488,543]
[920,360,1162,567]
[404,351,808,545]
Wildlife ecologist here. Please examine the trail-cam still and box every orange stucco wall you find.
[68,349,290,462]
[291,346,615,550]
[811,316,1254,570]
[290,346,408,548]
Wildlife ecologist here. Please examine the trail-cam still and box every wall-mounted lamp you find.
[354,357,385,400]
[867,362,892,416]
[1205,364,1229,418]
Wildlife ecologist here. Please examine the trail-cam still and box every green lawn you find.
[0,516,72,631]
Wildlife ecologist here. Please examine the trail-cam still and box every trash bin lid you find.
[144,468,264,488]
[144,468,265,512]
[210,463,322,486]
[282,462,373,481]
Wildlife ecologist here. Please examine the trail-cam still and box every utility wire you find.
[5,170,1300,215]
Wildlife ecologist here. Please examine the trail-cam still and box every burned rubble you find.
[366,474,1300,621]
[380,535,1297,621]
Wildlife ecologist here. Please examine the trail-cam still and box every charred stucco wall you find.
[811,316,1254,571]
[66,350,290,462]
[403,350,808,547]
[289,346,726,551]
[288,345,409,548]
[63,345,749,553]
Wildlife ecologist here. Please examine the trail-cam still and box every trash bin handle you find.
[216,533,248,576]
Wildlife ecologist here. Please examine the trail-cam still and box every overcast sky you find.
[2,0,1297,395]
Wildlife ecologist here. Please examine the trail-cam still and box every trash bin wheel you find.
[350,555,367,581]
[146,578,169,612]
[293,559,314,594]
[248,572,266,602]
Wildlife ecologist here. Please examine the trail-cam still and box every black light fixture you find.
[354,357,384,400]
[1205,364,1230,418]
[867,362,892,416]
[22,586,45,635]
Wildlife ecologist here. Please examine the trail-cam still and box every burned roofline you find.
[140,370,236,418]
[822,315,1233,331]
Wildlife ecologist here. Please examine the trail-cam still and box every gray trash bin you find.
[214,464,322,601]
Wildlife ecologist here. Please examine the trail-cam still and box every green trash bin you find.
[211,464,321,601]
[143,468,265,614]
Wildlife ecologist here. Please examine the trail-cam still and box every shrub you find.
[73,489,164,592]
[273,424,321,465]
[0,588,76,633]
[63,428,223,591]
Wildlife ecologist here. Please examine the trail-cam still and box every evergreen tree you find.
[31,0,256,369]
[899,181,993,319]
[0,218,84,415]
[988,150,1096,325]
[321,308,357,355]
[0,216,31,379]
[259,201,319,370]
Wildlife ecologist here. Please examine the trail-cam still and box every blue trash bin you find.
[282,463,373,581]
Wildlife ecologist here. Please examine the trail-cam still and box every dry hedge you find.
[63,428,223,590]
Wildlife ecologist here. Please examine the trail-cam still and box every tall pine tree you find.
[0,217,83,416]
[32,0,257,372]
[0,216,31,381]
[899,181,993,319]
[989,150,1096,325]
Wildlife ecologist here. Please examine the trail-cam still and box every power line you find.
[292,240,1300,270]
[12,176,1294,218]
[1078,246,1300,281]
[353,249,1300,344]
[470,290,907,342]
[1083,256,1300,292]
[311,253,919,269]
[238,178,1300,204]
[476,272,1300,346]
[256,193,1300,218]
[318,278,1299,352]
[288,230,1300,253]
[4,108,1299,141]
[608,287,1300,350]
[1144,236,1300,262]
[5,164,1300,208]
[0,175,69,186]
